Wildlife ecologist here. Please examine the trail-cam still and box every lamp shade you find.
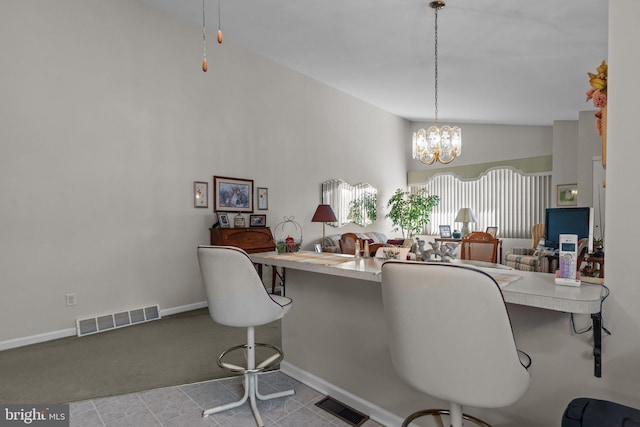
[455,208,477,223]
[312,204,337,223]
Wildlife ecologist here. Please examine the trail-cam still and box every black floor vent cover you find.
[315,396,369,426]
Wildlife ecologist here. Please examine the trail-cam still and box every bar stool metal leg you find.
[202,326,294,427]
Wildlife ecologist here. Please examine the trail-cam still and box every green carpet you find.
[0,308,281,404]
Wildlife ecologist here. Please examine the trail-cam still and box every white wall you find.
[599,0,640,412]
[551,120,579,206]
[578,110,604,207]
[0,0,408,343]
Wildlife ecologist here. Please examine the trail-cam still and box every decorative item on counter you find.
[363,240,370,259]
[275,216,303,253]
[382,246,401,259]
[452,229,462,239]
[423,241,457,262]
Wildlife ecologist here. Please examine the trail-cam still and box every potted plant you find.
[386,188,439,239]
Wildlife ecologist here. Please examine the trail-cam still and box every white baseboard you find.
[0,327,77,352]
[280,361,403,427]
[159,301,208,317]
[0,301,209,352]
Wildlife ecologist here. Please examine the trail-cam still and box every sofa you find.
[322,232,409,253]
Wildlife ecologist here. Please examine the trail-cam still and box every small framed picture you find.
[234,214,246,228]
[439,225,452,238]
[194,181,208,208]
[213,176,254,213]
[257,187,268,210]
[250,214,266,227]
[218,212,230,228]
[557,183,578,207]
[486,226,498,237]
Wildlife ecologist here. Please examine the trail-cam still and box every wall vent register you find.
[76,304,160,337]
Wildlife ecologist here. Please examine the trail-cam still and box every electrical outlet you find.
[66,293,77,307]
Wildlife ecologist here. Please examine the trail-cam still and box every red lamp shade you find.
[311,204,337,223]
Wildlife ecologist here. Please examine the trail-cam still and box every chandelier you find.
[412,1,461,165]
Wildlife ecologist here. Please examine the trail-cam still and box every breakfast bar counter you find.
[249,251,606,426]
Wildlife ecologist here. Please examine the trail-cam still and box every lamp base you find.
[461,224,471,238]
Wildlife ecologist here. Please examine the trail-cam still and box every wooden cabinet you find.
[209,227,276,253]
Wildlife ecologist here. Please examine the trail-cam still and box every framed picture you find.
[218,212,230,228]
[257,187,268,210]
[557,183,578,207]
[250,214,266,227]
[486,226,498,237]
[194,181,208,208]
[234,215,246,228]
[439,225,452,238]
[213,176,254,213]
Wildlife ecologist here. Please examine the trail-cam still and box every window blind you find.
[412,168,551,238]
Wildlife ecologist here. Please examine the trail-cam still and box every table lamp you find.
[455,207,477,238]
[312,204,337,250]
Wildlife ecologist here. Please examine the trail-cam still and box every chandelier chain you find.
[434,5,439,127]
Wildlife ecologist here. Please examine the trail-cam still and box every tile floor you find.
[69,371,385,427]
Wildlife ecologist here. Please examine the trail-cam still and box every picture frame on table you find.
[218,212,230,228]
[557,183,578,207]
[439,225,452,238]
[257,187,268,210]
[250,214,266,227]
[234,215,246,228]
[486,226,498,237]
[213,176,254,213]
[194,181,208,208]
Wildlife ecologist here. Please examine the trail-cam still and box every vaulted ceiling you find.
[142,0,608,126]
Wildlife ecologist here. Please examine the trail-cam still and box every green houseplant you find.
[386,188,439,239]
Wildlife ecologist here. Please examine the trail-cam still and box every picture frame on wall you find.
[557,183,578,207]
[213,176,254,213]
[439,225,452,238]
[218,212,230,228]
[257,187,268,210]
[250,214,266,227]
[194,181,208,208]
[486,226,498,237]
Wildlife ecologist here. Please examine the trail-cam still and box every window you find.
[412,167,551,238]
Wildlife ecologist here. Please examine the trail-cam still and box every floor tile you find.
[68,372,384,427]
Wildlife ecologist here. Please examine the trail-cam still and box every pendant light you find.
[412,1,462,165]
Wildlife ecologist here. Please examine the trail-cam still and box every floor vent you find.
[316,396,369,427]
[76,304,161,337]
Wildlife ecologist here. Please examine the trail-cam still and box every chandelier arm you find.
[434,4,439,126]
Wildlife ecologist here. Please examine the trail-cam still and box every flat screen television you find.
[544,207,594,253]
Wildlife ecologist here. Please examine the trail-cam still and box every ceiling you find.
[142,0,608,126]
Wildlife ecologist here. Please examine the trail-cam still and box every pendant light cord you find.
[202,0,207,57]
